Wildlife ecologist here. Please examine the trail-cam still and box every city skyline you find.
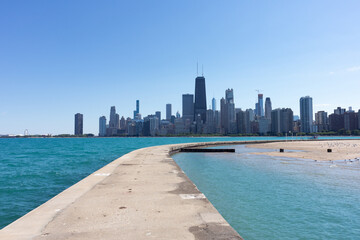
[91,73,359,137]
[3,73,360,135]
[1,1,360,134]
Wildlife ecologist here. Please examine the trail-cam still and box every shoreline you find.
[246,140,360,161]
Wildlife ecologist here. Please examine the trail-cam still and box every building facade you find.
[300,96,313,133]
[74,113,83,135]
[166,104,172,120]
[194,76,207,123]
[99,116,106,136]
[265,97,272,120]
[182,94,194,123]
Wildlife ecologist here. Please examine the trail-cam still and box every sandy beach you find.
[246,140,360,161]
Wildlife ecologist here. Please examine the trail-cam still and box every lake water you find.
[173,144,360,239]
[0,136,287,229]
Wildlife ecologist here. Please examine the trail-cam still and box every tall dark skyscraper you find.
[74,113,83,135]
[194,76,207,123]
[182,94,194,122]
[166,104,172,120]
[133,100,140,119]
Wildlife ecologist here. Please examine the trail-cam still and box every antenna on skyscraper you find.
[202,65,204,76]
[197,62,199,76]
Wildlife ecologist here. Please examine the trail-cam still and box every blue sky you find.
[1,0,360,134]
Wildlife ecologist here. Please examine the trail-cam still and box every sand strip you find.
[246,140,360,161]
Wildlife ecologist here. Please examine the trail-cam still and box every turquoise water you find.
[173,144,360,239]
[0,136,289,229]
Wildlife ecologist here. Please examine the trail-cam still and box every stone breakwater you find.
[2,141,272,240]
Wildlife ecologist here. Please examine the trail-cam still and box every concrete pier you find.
[0,141,271,240]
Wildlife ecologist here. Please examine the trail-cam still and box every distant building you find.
[220,97,228,133]
[344,111,358,131]
[315,111,328,132]
[258,117,271,134]
[219,89,236,134]
[245,109,255,134]
[144,115,159,136]
[271,108,293,134]
[74,113,83,135]
[265,97,272,120]
[205,109,216,134]
[166,104,172,120]
[257,94,264,117]
[155,111,161,128]
[133,100,140,119]
[300,96,313,133]
[236,110,246,134]
[225,89,235,122]
[109,106,117,128]
[115,114,120,129]
[108,106,119,136]
[329,107,346,131]
[120,116,126,130]
[212,98,216,111]
[182,94,194,123]
[334,107,345,115]
[99,116,106,137]
[194,76,207,123]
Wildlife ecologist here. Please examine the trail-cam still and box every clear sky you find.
[1,0,360,135]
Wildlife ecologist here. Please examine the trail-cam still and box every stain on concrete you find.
[189,223,243,240]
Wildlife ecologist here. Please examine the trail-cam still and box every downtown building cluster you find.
[74,75,360,136]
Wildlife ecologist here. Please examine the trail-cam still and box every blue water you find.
[0,136,290,229]
[173,144,360,240]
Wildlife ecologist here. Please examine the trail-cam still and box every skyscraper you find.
[166,104,172,120]
[99,116,106,137]
[194,76,207,123]
[212,97,216,111]
[74,113,83,135]
[300,96,313,133]
[133,100,140,119]
[182,94,194,122]
[258,94,264,117]
[225,89,234,103]
[218,89,236,134]
[220,97,228,133]
[120,116,126,130]
[109,106,117,128]
[315,111,328,131]
[265,97,272,119]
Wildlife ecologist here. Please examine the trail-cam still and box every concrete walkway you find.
[1,141,251,240]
